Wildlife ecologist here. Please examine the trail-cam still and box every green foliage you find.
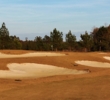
[43,35,51,51]
[66,30,76,51]
[0,35,22,49]
[92,26,110,51]
[1,22,110,52]
[80,31,93,51]
[0,22,9,36]
[50,28,63,51]
[34,36,43,51]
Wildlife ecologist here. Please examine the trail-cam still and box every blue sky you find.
[0,0,110,40]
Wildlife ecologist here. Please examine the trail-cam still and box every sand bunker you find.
[75,60,110,68]
[0,63,88,79]
[0,52,65,58]
[103,56,110,61]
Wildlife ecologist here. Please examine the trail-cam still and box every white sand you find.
[0,63,88,79]
[103,56,110,61]
[0,52,65,58]
[75,60,110,68]
[0,52,88,79]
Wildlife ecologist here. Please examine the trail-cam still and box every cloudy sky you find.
[0,0,110,40]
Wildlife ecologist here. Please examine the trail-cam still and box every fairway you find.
[0,50,110,100]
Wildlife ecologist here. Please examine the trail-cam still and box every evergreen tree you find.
[80,31,93,52]
[0,22,9,36]
[50,28,63,51]
[66,30,76,51]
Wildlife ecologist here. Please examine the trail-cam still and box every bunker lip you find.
[0,52,66,58]
[0,63,88,79]
[75,60,110,68]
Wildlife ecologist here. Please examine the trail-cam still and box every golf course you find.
[0,50,110,100]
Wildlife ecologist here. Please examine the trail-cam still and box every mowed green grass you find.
[0,50,110,100]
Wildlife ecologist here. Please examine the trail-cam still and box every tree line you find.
[0,22,110,52]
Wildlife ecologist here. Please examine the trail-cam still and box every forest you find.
[0,22,110,52]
